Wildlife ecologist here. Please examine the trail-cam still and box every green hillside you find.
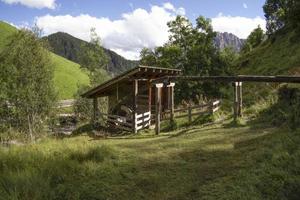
[237,29,300,75]
[0,21,90,100]
[51,53,89,100]
[0,21,17,51]
[44,32,138,76]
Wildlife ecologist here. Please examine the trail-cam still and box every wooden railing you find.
[135,111,151,131]
[157,100,221,123]
[100,100,220,132]
[100,111,151,132]
[101,113,133,132]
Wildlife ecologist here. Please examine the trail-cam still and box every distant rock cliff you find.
[214,32,245,52]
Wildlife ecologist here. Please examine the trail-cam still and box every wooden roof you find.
[82,65,181,98]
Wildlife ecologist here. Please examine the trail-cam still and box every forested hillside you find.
[0,21,89,100]
[44,32,138,76]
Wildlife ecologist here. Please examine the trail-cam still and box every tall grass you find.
[0,121,299,199]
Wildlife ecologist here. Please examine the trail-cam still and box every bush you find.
[256,85,300,129]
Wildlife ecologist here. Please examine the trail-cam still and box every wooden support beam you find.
[93,98,99,124]
[155,83,163,135]
[132,80,138,133]
[170,84,175,122]
[233,82,238,121]
[233,82,243,120]
[116,83,119,102]
[188,106,192,123]
[237,82,243,117]
[148,80,152,126]
[152,75,300,85]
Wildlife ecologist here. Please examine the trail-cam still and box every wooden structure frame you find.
[82,66,181,133]
[152,74,300,124]
[83,66,300,135]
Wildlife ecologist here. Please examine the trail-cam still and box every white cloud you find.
[163,2,185,15]
[36,3,180,60]
[211,13,266,39]
[1,0,56,9]
[243,3,248,9]
[163,2,175,11]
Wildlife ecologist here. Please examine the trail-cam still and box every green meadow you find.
[0,118,299,200]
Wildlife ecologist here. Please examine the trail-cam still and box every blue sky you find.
[0,0,267,59]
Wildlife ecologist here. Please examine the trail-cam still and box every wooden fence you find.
[100,100,220,132]
[101,113,133,132]
[160,100,221,123]
[100,111,151,132]
[134,111,151,131]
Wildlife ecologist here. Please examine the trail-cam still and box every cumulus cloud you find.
[1,0,56,9]
[211,13,266,39]
[163,2,185,15]
[35,3,265,60]
[36,3,181,60]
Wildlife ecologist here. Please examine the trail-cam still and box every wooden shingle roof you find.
[82,65,181,98]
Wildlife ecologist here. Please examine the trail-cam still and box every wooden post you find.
[93,98,99,124]
[233,82,238,120]
[132,80,138,133]
[237,82,243,117]
[166,83,175,122]
[116,83,119,102]
[148,80,152,126]
[155,83,163,135]
[188,105,192,123]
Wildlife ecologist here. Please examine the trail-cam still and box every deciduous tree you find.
[0,29,56,139]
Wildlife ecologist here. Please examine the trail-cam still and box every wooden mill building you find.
[82,66,181,133]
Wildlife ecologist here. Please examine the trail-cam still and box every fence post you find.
[237,82,243,117]
[155,83,163,135]
[133,79,138,133]
[210,101,214,114]
[233,82,239,121]
[92,98,99,125]
[168,83,175,122]
[188,105,192,123]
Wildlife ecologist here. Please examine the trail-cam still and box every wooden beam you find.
[133,80,138,133]
[233,82,238,121]
[152,75,300,84]
[116,83,119,102]
[148,80,152,125]
[93,98,99,124]
[188,106,192,123]
[155,84,163,135]
[169,83,175,122]
[237,82,242,117]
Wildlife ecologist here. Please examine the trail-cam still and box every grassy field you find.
[0,21,90,100]
[51,53,89,100]
[0,119,299,200]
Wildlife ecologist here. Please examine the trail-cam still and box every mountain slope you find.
[51,53,89,100]
[44,32,138,75]
[0,21,17,51]
[237,28,300,75]
[214,32,245,52]
[0,21,89,100]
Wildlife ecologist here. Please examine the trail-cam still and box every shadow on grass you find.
[222,118,247,129]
